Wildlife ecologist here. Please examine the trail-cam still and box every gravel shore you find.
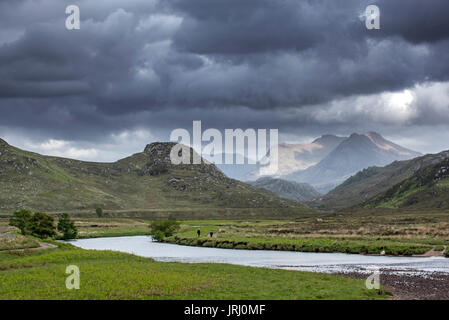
[340,271,449,300]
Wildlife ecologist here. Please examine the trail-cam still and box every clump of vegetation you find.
[96,207,103,218]
[149,219,180,241]
[8,209,33,235]
[57,213,78,240]
[9,210,61,239]
[30,212,56,239]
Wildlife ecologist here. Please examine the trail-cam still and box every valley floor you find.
[165,211,449,257]
[0,240,387,300]
[2,209,449,300]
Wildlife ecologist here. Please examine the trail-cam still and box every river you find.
[69,235,449,276]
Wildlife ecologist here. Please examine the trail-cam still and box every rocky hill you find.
[0,139,309,215]
[249,177,320,202]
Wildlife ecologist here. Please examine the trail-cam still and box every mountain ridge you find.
[0,139,308,214]
[249,177,321,202]
[285,132,421,193]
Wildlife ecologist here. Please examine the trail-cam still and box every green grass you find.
[76,225,151,239]
[0,243,389,300]
[436,177,449,188]
[169,235,432,256]
[368,178,425,209]
[162,215,449,256]
[0,233,40,251]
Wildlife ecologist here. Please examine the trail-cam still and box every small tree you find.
[9,209,33,235]
[96,207,103,218]
[31,212,56,239]
[57,213,78,240]
[149,219,180,241]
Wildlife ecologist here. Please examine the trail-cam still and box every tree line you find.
[9,209,78,240]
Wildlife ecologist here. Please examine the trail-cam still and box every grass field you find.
[0,241,388,300]
[165,210,449,256]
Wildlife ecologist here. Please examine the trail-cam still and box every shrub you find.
[96,207,103,218]
[151,230,165,242]
[9,209,33,235]
[149,219,180,241]
[31,212,56,239]
[57,213,78,240]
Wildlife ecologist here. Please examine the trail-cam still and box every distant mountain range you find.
[249,177,320,202]
[0,138,307,214]
[209,132,421,195]
[285,132,421,193]
[2,135,448,213]
[213,153,259,181]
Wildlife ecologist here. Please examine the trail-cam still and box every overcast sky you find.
[1,0,449,161]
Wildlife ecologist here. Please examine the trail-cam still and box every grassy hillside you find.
[313,150,449,210]
[364,157,449,209]
[0,139,310,216]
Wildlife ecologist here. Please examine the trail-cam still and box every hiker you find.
[197,229,201,237]
[209,231,214,238]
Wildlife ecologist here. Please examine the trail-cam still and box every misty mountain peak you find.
[343,133,372,146]
[286,132,422,193]
[365,131,382,138]
[312,134,345,146]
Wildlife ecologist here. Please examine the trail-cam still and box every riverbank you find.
[4,214,448,257]
[0,241,388,300]
[164,216,449,257]
[341,271,449,300]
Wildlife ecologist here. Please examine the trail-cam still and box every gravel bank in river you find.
[340,271,449,300]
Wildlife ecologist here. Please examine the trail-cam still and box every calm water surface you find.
[70,236,449,275]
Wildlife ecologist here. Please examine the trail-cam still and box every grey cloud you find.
[0,0,449,158]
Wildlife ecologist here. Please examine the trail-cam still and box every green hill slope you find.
[312,150,449,210]
[364,156,449,209]
[0,139,309,216]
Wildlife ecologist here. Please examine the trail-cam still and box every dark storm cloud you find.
[169,0,326,54]
[373,0,449,44]
[0,0,449,157]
